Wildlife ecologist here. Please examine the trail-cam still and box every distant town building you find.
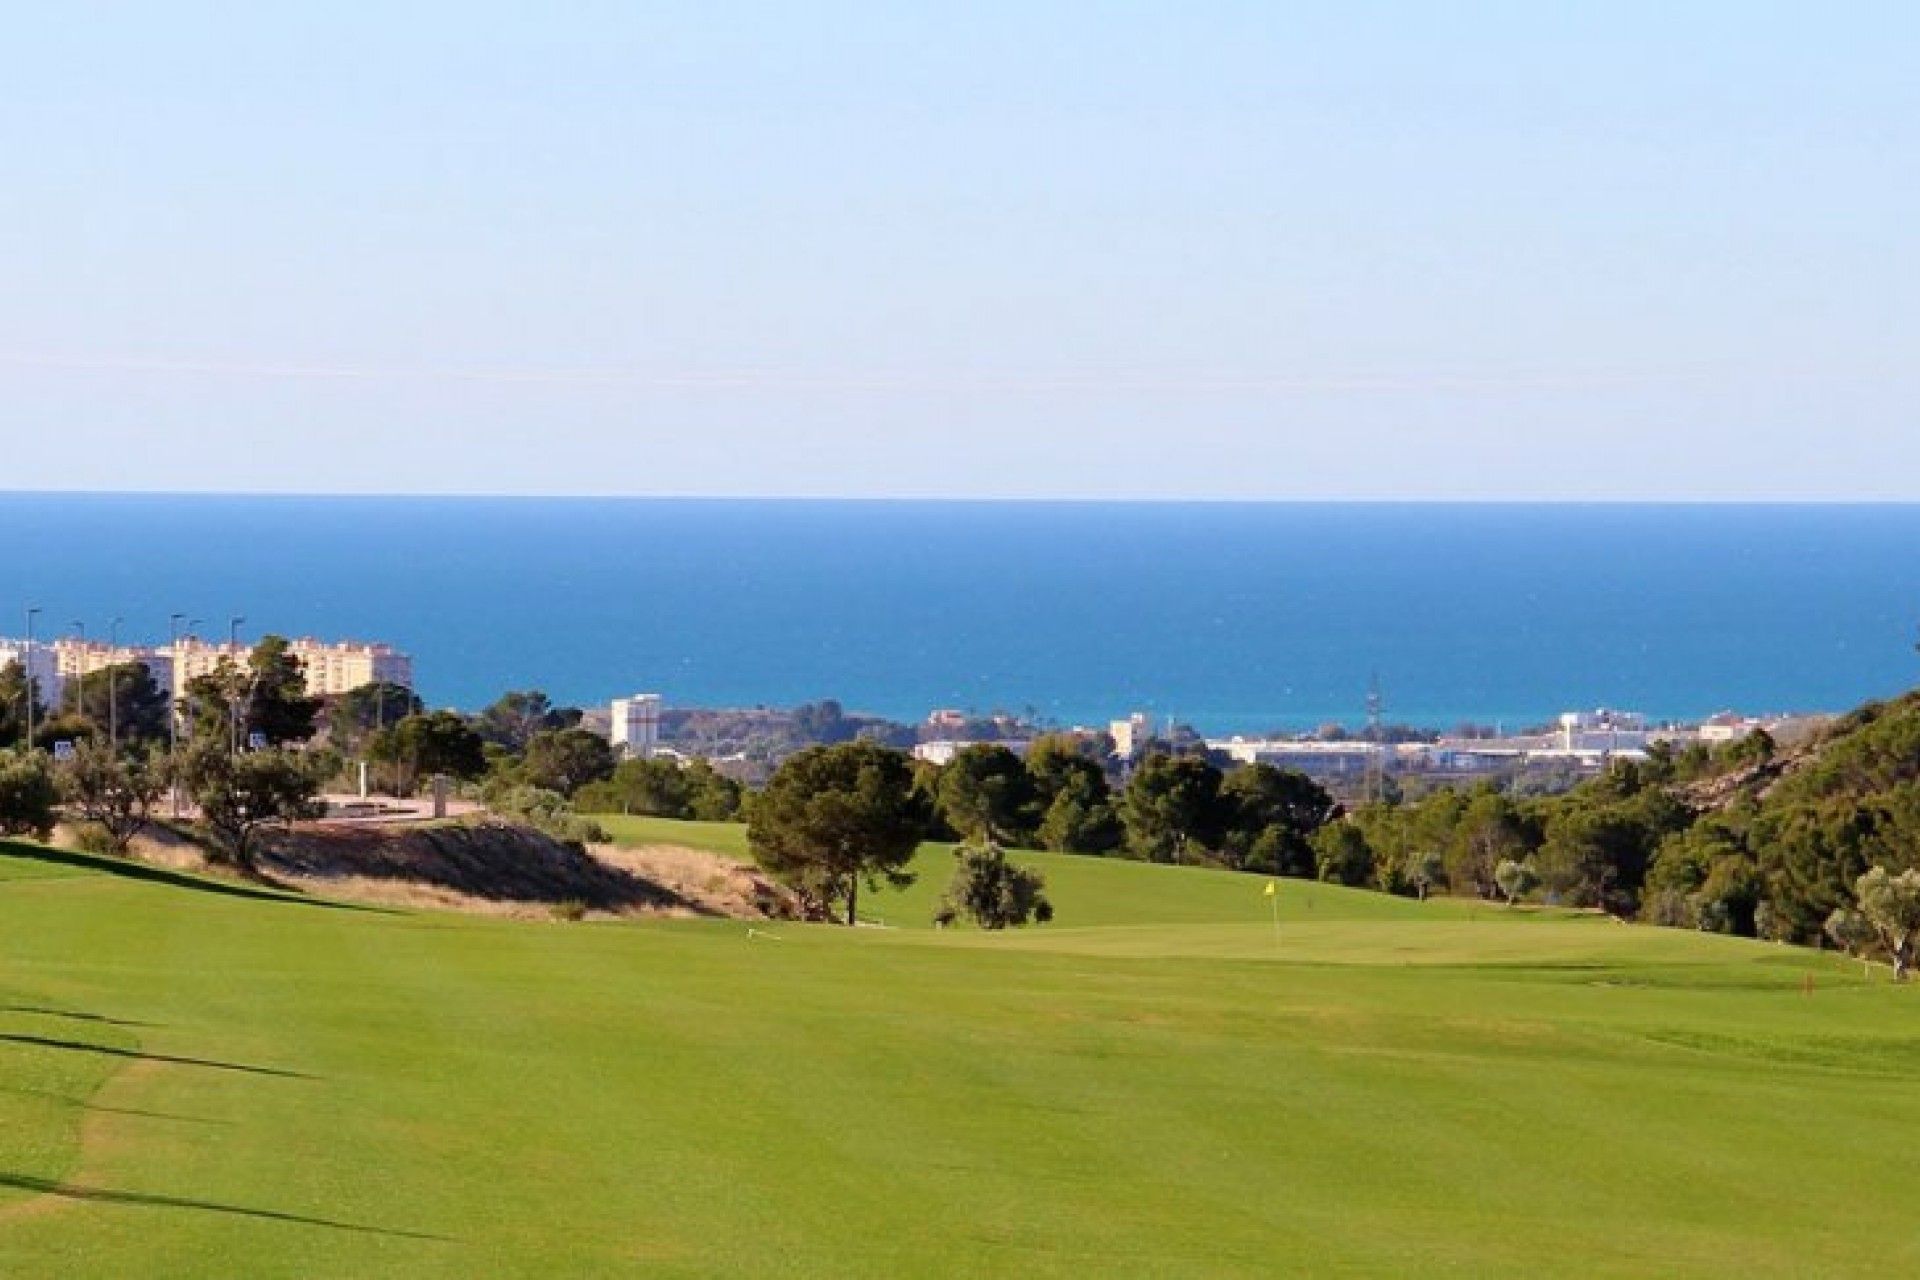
[0,639,61,706]
[1697,712,1762,744]
[1109,713,1153,760]
[912,738,1031,767]
[1557,709,1648,752]
[925,708,969,730]
[165,637,412,701]
[51,639,174,695]
[611,694,663,759]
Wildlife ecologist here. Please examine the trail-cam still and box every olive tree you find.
[1408,849,1447,901]
[1854,867,1920,981]
[1494,857,1537,907]
[57,740,165,854]
[177,742,324,872]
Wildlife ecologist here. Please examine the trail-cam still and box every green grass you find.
[598,814,1458,928]
[3,828,1919,1276]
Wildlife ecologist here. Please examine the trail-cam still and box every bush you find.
[550,899,588,922]
[937,840,1053,930]
[68,821,118,857]
[486,784,608,845]
[0,750,59,838]
[1312,822,1374,887]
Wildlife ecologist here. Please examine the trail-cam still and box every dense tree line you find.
[1296,692,1920,972]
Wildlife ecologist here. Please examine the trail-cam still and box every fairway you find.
[3,833,1919,1277]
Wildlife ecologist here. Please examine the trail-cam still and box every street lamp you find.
[69,620,85,723]
[168,612,186,816]
[108,616,123,750]
[228,616,246,754]
[22,606,40,751]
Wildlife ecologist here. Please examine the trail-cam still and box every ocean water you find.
[1,496,1916,735]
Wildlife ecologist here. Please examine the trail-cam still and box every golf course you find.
[3,819,1917,1277]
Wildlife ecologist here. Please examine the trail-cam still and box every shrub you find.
[0,750,59,839]
[937,840,1053,930]
[68,821,118,857]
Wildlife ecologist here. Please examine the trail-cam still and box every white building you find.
[1109,712,1153,759]
[0,639,61,708]
[611,694,663,759]
[1558,709,1649,752]
[51,640,173,697]
[1697,713,1762,744]
[165,636,411,700]
[912,739,1031,767]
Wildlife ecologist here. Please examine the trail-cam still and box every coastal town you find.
[1,623,1812,801]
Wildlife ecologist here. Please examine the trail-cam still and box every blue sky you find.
[2,3,1915,499]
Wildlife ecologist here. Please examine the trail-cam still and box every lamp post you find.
[108,616,122,751]
[69,620,84,723]
[22,606,40,751]
[168,613,185,816]
[228,616,246,754]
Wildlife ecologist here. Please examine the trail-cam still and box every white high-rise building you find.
[611,694,663,759]
[1109,712,1153,760]
[0,639,61,708]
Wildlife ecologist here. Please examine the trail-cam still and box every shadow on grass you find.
[0,1033,318,1080]
[0,1085,231,1126]
[0,842,393,914]
[0,1173,454,1240]
[0,1005,160,1029]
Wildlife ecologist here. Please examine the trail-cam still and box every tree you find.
[181,660,244,745]
[474,690,576,751]
[61,662,172,746]
[1447,788,1535,900]
[368,711,487,795]
[182,637,323,749]
[1121,754,1224,863]
[57,740,165,853]
[327,681,425,752]
[0,750,58,839]
[521,728,616,796]
[245,636,324,746]
[1824,907,1877,974]
[31,713,98,753]
[176,742,323,871]
[1026,737,1122,854]
[748,741,925,925]
[1035,780,1124,855]
[1312,822,1374,887]
[1493,857,1537,906]
[0,661,45,750]
[935,840,1053,929]
[576,756,693,817]
[1854,866,1920,981]
[1218,764,1337,876]
[684,759,745,821]
[1408,849,1447,901]
[937,744,1037,844]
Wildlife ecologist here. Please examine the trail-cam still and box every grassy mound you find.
[2,832,1918,1277]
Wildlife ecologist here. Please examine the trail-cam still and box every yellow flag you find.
[1263,881,1277,898]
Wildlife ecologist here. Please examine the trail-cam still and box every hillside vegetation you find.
[4,832,1919,1277]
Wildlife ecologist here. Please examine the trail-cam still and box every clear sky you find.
[2,3,1915,499]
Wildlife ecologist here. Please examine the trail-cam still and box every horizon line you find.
[2,489,1918,507]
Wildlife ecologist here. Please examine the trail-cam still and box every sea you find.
[2,495,1917,736]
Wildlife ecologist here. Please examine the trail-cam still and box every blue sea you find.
[2,496,1917,735]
